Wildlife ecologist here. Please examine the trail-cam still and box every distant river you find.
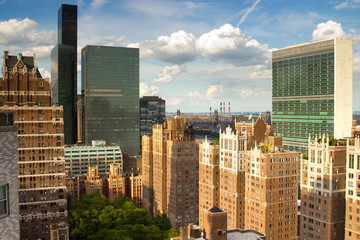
[195,135,218,143]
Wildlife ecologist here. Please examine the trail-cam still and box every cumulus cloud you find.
[140,82,160,96]
[153,65,185,83]
[128,30,198,64]
[0,18,56,60]
[312,20,349,41]
[197,24,270,66]
[128,23,269,66]
[0,18,56,46]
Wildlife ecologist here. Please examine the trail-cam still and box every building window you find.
[0,184,9,218]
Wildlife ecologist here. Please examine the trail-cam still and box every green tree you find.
[153,214,171,231]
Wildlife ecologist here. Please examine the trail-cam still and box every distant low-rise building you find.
[66,164,141,205]
[64,140,123,176]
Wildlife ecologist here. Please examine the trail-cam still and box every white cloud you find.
[312,20,360,43]
[206,85,226,98]
[166,97,183,106]
[334,0,360,9]
[0,18,56,46]
[100,35,127,46]
[0,18,56,61]
[312,20,349,41]
[23,45,55,60]
[91,0,108,9]
[128,30,198,64]
[153,65,185,83]
[197,24,270,66]
[140,82,160,96]
[186,91,205,105]
[248,69,271,80]
[38,68,51,79]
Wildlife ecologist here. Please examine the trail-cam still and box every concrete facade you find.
[0,112,20,239]
[64,140,122,176]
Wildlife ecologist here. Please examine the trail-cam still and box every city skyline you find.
[0,0,359,112]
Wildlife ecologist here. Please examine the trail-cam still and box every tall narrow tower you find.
[51,4,78,144]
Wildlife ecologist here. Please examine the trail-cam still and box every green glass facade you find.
[51,44,77,144]
[81,45,140,155]
[272,44,336,153]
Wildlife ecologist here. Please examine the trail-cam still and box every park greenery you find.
[68,193,179,240]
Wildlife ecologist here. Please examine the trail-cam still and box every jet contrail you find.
[237,0,261,27]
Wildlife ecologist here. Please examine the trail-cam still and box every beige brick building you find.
[219,126,249,229]
[245,146,298,240]
[199,136,220,228]
[0,112,20,239]
[300,134,346,240]
[0,52,68,240]
[345,137,360,239]
[142,116,199,229]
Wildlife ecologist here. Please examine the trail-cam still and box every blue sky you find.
[0,0,359,112]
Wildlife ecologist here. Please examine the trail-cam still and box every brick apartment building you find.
[0,52,68,240]
[66,164,142,205]
[345,137,360,239]
[142,115,199,228]
[245,146,298,240]
[198,136,220,228]
[300,134,346,240]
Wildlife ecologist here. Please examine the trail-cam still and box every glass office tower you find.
[52,3,78,144]
[51,44,77,144]
[272,38,353,153]
[81,45,140,155]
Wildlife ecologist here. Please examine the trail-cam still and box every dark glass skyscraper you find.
[51,4,78,144]
[51,44,77,143]
[58,4,77,49]
[81,45,140,155]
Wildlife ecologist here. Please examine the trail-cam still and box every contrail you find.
[237,0,261,27]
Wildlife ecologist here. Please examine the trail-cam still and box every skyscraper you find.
[272,38,353,153]
[81,45,140,154]
[0,52,68,240]
[51,44,77,144]
[51,4,78,144]
[58,4,77,49]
